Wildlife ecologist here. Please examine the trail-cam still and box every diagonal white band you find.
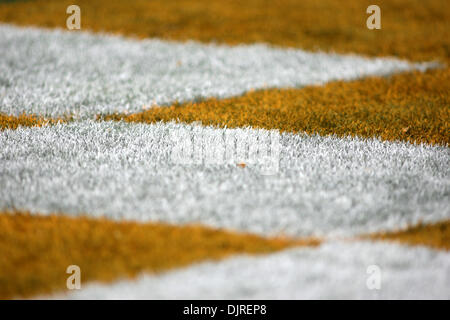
[0,24,436,118]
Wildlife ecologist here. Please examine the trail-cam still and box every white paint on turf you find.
[1,121,448,237]
[51,241,450,299]
[0,24,437,118]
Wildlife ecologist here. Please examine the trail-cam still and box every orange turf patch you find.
[0,212,318,299]
[102,67,450,146]
[0,0,449,63]
[368,220,450,251]
[0,113,66,131]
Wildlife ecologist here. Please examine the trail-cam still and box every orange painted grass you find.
[368,220,450,251]
[0,0,449,63]
[0,212,318,299]
[102,67,450,146]
[0,113,66,131]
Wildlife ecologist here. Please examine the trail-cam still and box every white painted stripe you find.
[0,24,436,118]
[1,121,448,237]
[51,241,450,299]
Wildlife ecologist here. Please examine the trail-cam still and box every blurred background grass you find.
[1,0,448,145]
[0,0,449,62]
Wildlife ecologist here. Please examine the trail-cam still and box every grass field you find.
[0,0,448,299]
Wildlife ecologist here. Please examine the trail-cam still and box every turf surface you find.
[1,121,448,238]
[0,212,308,299]
[104,68,450,145]
[0,0,448,299]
